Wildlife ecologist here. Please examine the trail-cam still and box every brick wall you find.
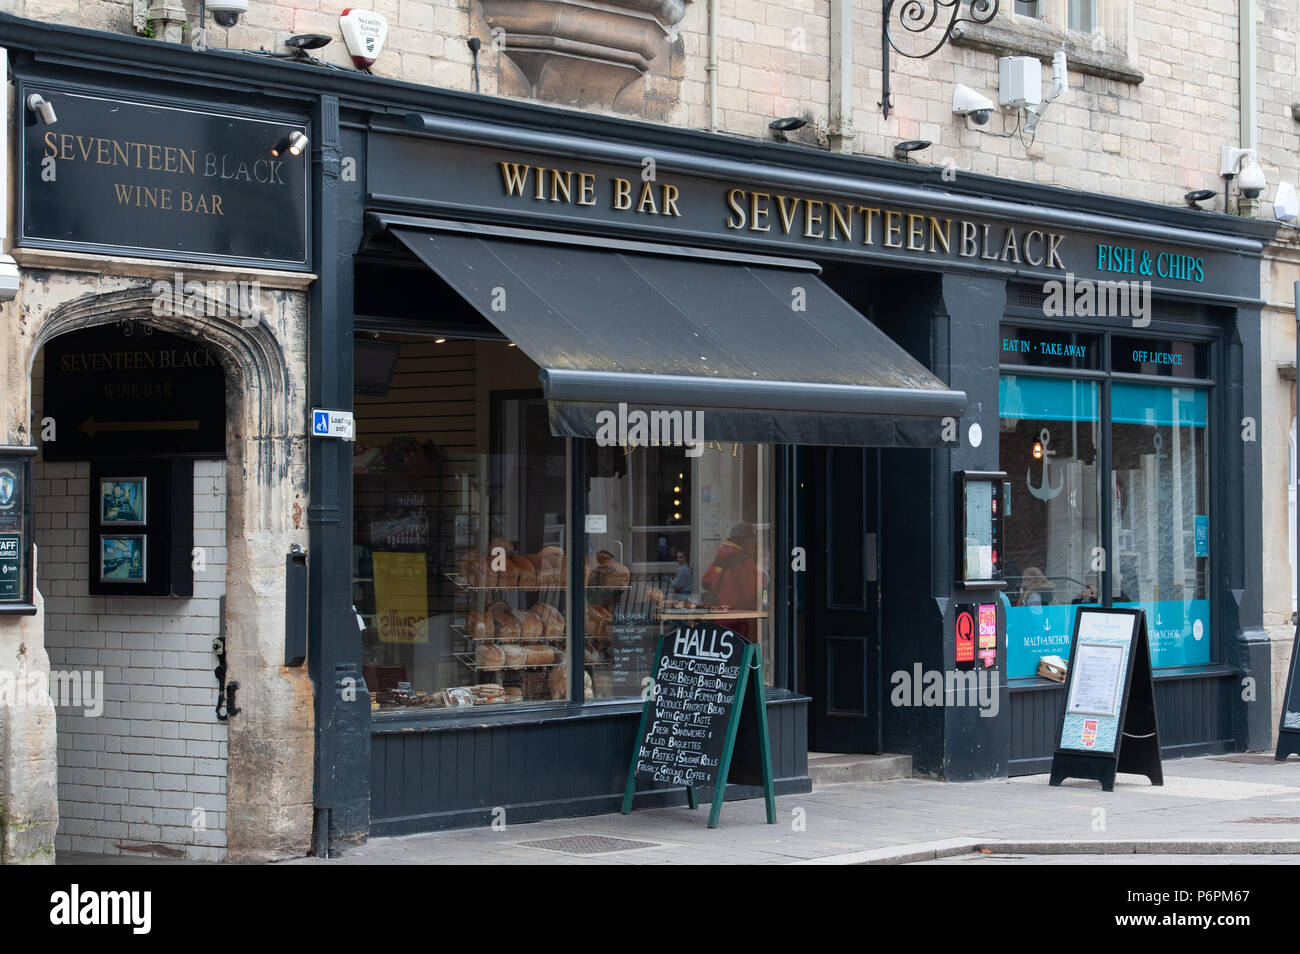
[37,458,229,862]
[6,0,1295,213]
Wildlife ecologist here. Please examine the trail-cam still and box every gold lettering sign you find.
[496,157,1067,270]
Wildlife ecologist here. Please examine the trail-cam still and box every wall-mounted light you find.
[893,139,931,163]
[768,117,808,143]
[434,337,447,344]
[1031,440,1044,460]
[286,34,332,60]
[26,93,56,125]
[1184,189,1217,209]
[270,130,309,158]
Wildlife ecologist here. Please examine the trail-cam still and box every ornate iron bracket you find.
[881,0,1000,117]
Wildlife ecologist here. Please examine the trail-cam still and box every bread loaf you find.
[526,644,555,665]
[539,546,565,586]
[516,609,543,639]
[466,609,494,640]
[593,553,630,587]
[501,643,529,667]
[458,550,486,587]
[530,602,564,637]
[476,643,505,668]
[585,603,612,637]
[489,602,521,640]
[549,656,568,700]
[493,553,519,588]
[510,555,537,588]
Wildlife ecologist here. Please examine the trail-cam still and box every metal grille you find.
[517,835,660,855]
[1212,754,1290,765]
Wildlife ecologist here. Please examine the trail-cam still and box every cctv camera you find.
[207,0,248,27]
[1238,155,1266,200]
[953,84,995,125]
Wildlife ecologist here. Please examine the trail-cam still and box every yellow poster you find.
[372,551,428,643]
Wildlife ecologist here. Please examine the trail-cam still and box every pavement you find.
[285,753,1300,865]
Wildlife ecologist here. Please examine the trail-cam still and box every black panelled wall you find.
[370,697,810,835]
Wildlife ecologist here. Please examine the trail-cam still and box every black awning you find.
[382,217,966,447]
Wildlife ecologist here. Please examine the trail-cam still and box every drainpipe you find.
[1238,0,1258,216]
[706,0,718,133]
[0,48,19,302]
[828,0,855,153]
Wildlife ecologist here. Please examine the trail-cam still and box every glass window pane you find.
[1015,1,1041,17]
[999,375,1103,677]
[354,337,570,712]
[1111,383,1211,667]
[585,441,775,698]
[1069,0,1096,32]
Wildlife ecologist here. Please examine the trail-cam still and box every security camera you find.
[1238,156,1266,199]
[1221,146,1267,201]
[952,84,995,125]
[207,0,248,28]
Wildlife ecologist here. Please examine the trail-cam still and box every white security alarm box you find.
[999,56,1042,107]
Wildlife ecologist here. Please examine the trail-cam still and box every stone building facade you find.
[1,0,1298,862]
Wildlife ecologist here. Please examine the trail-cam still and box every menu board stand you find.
[1274,627,1300,760]
[1049,607,1162,792]
[621,627,776,829]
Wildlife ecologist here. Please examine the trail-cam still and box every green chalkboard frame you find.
[620,632,776,829]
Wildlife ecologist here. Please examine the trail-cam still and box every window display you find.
[354,336,570,711]
[584,440,774,699]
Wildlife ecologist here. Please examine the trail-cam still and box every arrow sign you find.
[78,417,201,438]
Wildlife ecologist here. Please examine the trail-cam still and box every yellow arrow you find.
[78,417,201,438]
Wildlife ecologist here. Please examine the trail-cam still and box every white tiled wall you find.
[37,459,229,862]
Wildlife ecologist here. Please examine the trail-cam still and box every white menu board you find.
[1066,641,1126,717]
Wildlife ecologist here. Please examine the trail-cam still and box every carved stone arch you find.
[19,278,315,861]
[30,284,299,534]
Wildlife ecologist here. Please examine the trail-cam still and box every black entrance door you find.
[805,446,881,753]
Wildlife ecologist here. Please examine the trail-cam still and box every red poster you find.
[955,608,976,664]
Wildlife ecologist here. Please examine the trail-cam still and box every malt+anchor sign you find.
[18,85,310,270]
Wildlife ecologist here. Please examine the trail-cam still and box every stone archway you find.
[0,270,314,862]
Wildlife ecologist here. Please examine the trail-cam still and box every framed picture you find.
[100,534,147,583]
[0,445,38,615]
[100,477,146,525]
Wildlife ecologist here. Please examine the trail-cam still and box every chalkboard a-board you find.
[1275,627,1300,759]
[621,625,776,828]
[1049,607,1162,791]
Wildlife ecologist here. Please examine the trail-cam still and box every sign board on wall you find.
[0,446,38,615]
[19,84,310,270]
[42,325,226,460]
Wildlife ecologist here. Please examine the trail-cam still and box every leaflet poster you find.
[373,551,429,643]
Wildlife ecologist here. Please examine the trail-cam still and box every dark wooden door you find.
[806,446,881,753]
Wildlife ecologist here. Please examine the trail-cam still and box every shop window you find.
[1110,383,1211,667]
[353,336,571,712]
[998,375,1103,677]
[585,441,774,699]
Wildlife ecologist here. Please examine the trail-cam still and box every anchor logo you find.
[1152,431,1167,460]
[1027,428,1063,501]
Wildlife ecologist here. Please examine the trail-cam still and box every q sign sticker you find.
[955,605,976,669]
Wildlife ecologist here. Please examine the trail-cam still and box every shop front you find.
[0,13,1278,857]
